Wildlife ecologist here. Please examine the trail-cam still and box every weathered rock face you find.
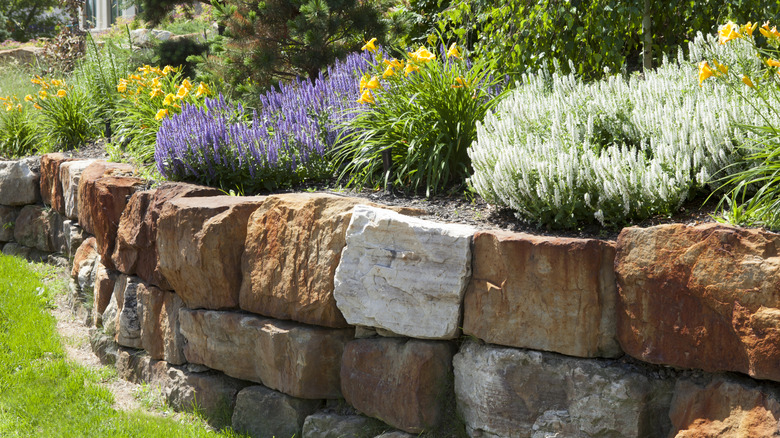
[302,412,387,438]
[179,309,354,399]
[157,196,265,309]
[334,205,474,339]
[116,276,143,349]
[340,338,455,433]
[78,162,145,270]
[13,205,60,252]
[71,237,98,279]
[93,262,117,327]
[112,183,222,289]
[137,282,186,365]
[240,193,364,328]
[669,376,780,437]
[40,153,75,214]
[0,205,20,242]
[616,224,780,382]
[231,385,322,438]
[463,230,620,358]
[60,159,94,221]
[453,341,674,438]
[0,157,40,206]
[62,219,87,258]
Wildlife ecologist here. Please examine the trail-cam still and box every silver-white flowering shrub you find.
[468,33,768,228]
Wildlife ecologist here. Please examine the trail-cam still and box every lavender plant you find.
[155,51,372,192]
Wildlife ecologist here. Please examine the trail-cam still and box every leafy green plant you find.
[334,37,504,196]
[27,77,102,150]
[113,64,213,166]
[700,22,780,230]
[0,96,40,157]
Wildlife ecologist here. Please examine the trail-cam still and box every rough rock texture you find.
[239,193,362,328]
[157,196,266,309]
[373,431,416,438]
[616,224,780,382]
[453,341,674,438]
[114,348,247,428]
[92,262,117,327]
[137,282,186,365]
[71,236,98,279]
[62,219,87,259]
[334,205,474,339]
[13,205,59,252]
[231,385,322,438]
[302,412,387,438]
[116,276,143,349]
[60,159,94,220]
[340,338,455,433]
[669,375,780,437]
[77,162,145,270]
[2,242,31,259]
[0,157,40,206]
[90,327,119,366]
[40,153,75,213]
[0,206,20,242]
[179,309,353,399]
[112,183,222,289]
[463,230,620,358]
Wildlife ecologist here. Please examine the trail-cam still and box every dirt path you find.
[51,294,147,413]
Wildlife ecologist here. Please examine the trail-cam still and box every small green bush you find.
[0,98,40,157]
[27,77,102,150]
[335,38,504,196]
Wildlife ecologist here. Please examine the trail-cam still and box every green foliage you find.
[0,101,40,157]
[436,0,780,81]
[208,0,386,95]
[335,39,505,196]
[27,78,102,150]
[135,0,200,26]
[155,37,209,78]
[385,0,451,49]
[0,0,62,42]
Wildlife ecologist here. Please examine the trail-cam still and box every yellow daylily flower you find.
[409,46,435,63]
[359,75,368,92]
[451,76,468,88]
[130,74,142,81]
[741,74,755,88]
[15,104,21,111]
[176,84,189,99]
[712,59,728,75]
[56,89,67,98]
[760,23,780,39]
[383,65,395,78]
[33,103,42,110]
[31,76,42,85]
[38,90,48,99]
[383,58,403,69]
[149,88,164,98]
[163,93,175,106]
[195,82,211,97]
[698,61,713,86]
[404,63,419,77]
[361,38,378,52]
[50,79,63,87]
[767,59,780,68]
[117,81,127,93]
[162,65,175,75]
[181,79,193,90]
[4,104,11,111]
[356,89,375,105]
[741,22,758,36]
[365,76,381,90]
[155,108,169,120]
[24,95,33,102]
[719,21,741,44]
[446,43,461,59]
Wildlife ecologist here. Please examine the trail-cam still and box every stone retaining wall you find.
[3,153,780,437]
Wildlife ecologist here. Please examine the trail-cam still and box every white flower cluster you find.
[468,34,769,227]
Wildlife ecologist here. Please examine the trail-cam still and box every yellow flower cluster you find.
[116,65,212,121]
[698,21,780,88]
[27,75,70,109]
[356,39,465,105]
[0,95,23,112]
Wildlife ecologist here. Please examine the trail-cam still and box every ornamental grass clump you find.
[469,34,766,228]
[698,21,780,229]
[334,37,505,196]
[114,65,213,165]
[0,96,40,157]
[155,51,373,192]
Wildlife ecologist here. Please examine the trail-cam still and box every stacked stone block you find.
[6,153,780,437]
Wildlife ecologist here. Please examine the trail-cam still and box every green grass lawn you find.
[0,254,243,437]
